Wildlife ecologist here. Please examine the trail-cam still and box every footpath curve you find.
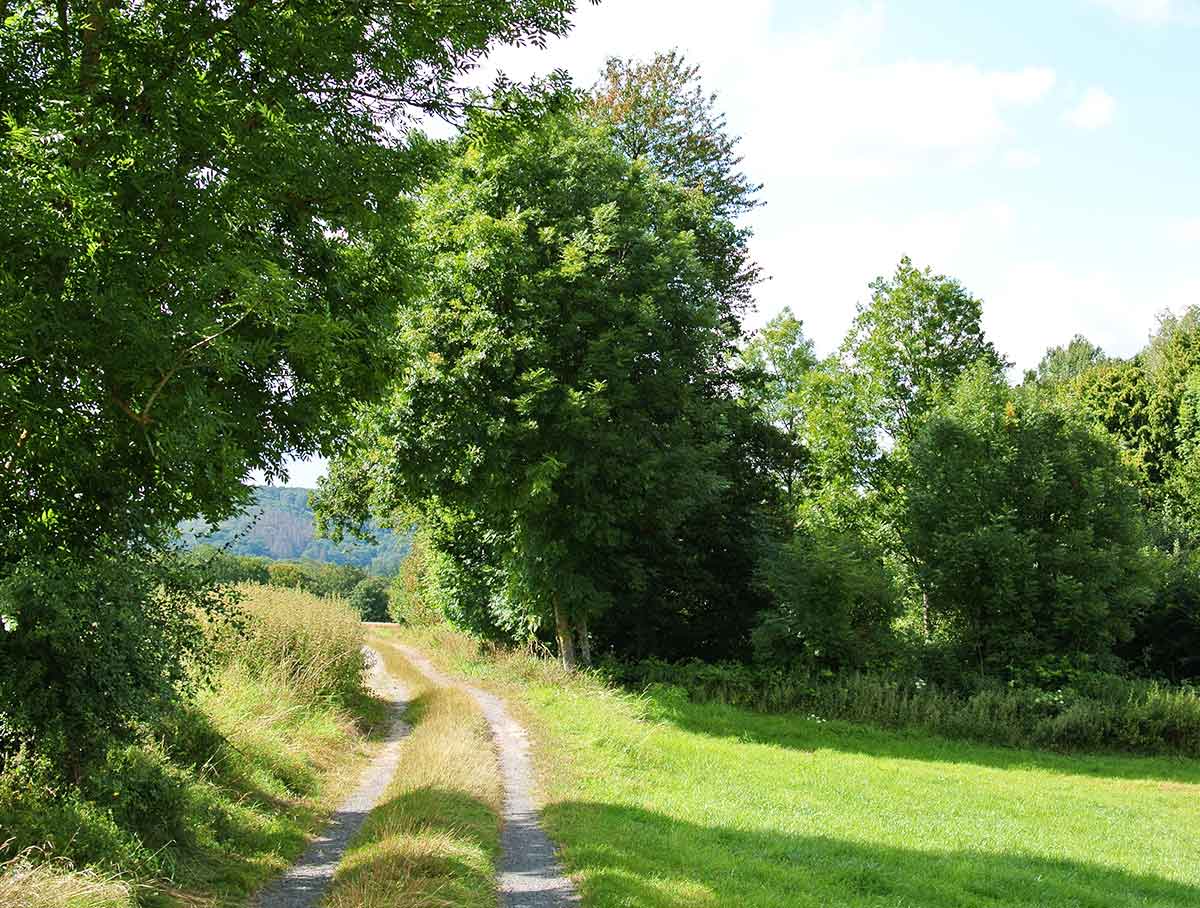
[254,647,410,908]
[386,640,580,908]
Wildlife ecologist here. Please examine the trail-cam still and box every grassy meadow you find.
[0,584,383,908]
[380,625,1200,908]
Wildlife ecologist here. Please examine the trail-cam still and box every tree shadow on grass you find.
[545,800,1200,908]
[653,698,1200,786]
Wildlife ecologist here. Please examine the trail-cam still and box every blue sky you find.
[271,0,1200,488]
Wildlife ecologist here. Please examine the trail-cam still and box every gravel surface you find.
[390,642,580,908]
[253,647,410,908]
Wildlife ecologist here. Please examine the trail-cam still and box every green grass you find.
[320,634,502,908]
[0,585,384,908]
[389,626,1200,908]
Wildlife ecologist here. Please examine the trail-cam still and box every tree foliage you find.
[588,50,760,217]
[904,367,1154,677]
[843,256,1007,443]
[315,109,773,666]
[0,0,582,767]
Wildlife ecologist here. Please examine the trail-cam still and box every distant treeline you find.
[183,544,392,622]
[180,485,411,574]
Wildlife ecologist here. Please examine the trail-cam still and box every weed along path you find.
[253,648,411,908]
[387,640,581,908]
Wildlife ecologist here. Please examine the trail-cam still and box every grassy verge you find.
[0,584,383,907]
[320,632,502,908]
[389,625,1200,908]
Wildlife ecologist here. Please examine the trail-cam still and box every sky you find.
[270,0,1200,488]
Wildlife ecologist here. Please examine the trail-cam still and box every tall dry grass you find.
[0,850,134,908]
[227,583,367,705]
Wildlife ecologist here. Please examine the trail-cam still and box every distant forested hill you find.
[180,486,410,574]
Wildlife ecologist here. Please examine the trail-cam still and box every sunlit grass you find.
[320,634,502,908]
[389,625,1200,908]
[0,584,383,908]
[0,850,135,908]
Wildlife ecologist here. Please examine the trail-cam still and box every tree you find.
[0,0,581,767]
[1027,335,1107,387]
[752,531,898,672]
[349,577,391,623]
[904,366,1154,678]
[315,110,767,668]
[738,307,817,510]
[588,51,760,217]
[843,257,1008,443]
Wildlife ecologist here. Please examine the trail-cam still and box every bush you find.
[610,659,1200,756]
[0,549,236,774]
[1120,548,1200,682]
[265,560,369,600]
[184,545,270,585]
[387,531,456,627]
[349,577,390,622]
[0,581,371,892]
[752,531,898,671]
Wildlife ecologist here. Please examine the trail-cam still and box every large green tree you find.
[0,0,581,764]
[843,257,1007,443]
[315,110,771,667]
[904,366,1154,678]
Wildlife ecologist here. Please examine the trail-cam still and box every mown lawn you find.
[389,626,1200,908]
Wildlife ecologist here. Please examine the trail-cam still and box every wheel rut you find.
[252,647,410,908]
[386,641,580,908]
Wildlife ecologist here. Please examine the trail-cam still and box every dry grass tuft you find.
[321,637,503,908]
[0,849,135,908]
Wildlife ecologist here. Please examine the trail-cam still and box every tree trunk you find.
[922,590,931,641]
[577,612,592,668]
[554,601,577,671]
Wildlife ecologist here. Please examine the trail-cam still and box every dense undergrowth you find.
[607,659,1200,756]
[0,584,376,907]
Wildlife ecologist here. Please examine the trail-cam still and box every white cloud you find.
[1064,87,1115,129]
[469,3,1054,182]
[1091,0,1200,24]
[1004,149,1042,169]
[750,202,1019,355]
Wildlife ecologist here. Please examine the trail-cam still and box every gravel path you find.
[388,641,580,908]
[253,647,410,908]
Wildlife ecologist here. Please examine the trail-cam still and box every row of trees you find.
[185,546,391,621]
[316,58,1199,687]
[3,0,1196,783]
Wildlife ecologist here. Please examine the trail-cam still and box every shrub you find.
[752,531,898,671]
[1120,547,1200,682]
[184,545,270,585]
[387,532,445,626]
[0,549,236,775]
[349,577,390,622]
[611,659,1200,756]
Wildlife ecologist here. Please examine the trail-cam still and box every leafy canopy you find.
[315,108,771,661]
